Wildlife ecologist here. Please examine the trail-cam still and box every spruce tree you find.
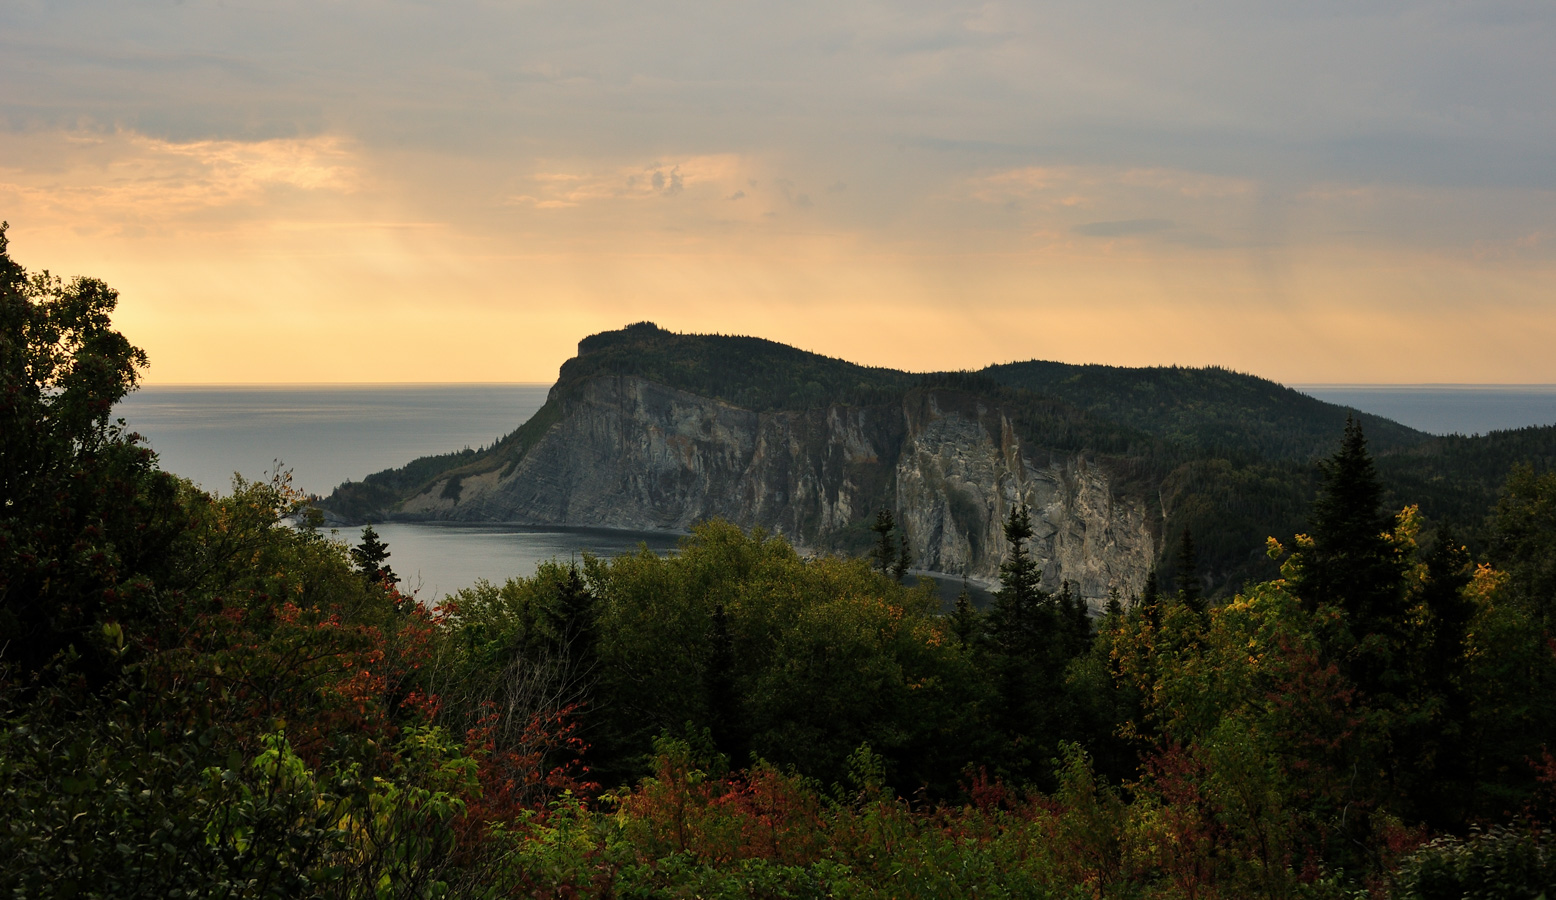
[1295,417,1407,700]
[1175,527,1203,613]
[1140,571,1161,632]
[1397,531,1477,828]
[948,582,984,650]
[351,525,399,587]
[1057,580,1091,657]
[988,503,1055,746]
[870,509,897,574]
[548,564,598,684]
[1104,586,1124,622]
[992,503,1044,646]
[891,534,914,582]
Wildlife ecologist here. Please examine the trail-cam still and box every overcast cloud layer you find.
[2,0,1552,382]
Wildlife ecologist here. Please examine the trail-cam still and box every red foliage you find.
[1524,746,1556,824]
[619,751,826,865]
[1141,741,1227,897]
[463,701,599,829]
[962,765,1012,813]
[700,765,828,864]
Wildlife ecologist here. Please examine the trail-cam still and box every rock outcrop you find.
[392,375,1156,604]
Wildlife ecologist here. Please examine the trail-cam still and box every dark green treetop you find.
[351,525,399,587]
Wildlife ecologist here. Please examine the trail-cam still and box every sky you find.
[1,0,1553,384]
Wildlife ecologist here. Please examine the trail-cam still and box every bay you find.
[116,381,1556,603]
[360,522,684,603]
[116,384,551,497]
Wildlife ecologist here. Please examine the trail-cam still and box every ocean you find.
[116,382,1556,602]
[1294,384,1556,437]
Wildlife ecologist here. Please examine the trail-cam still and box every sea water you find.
[113,384,657,602]
[116,384,553,497]
[1294,385,1556,436]
[116,382,1556,602]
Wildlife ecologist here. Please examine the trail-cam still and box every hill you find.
[321,322,1549,599]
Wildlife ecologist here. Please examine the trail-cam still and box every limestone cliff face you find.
[397,376,1156,604]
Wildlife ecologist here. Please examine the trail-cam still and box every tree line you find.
[5,224,1556,897]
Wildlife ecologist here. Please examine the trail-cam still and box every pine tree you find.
[870,509,897,574]
[1140,571,1161,632]
[891,534,914,582]
[1104,586,1124,623]
[948,582,984,650]
[548,564,598,683]
[1175,527,1203,613]
[988,504,1055,745]
[351,525,399,587]
[992,504,1044,646]
[1295,417,1407,700]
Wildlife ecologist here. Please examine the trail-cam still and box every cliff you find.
[332,322,1536,602]
[380,375,1155,602]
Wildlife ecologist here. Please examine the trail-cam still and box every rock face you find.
[396,376,1157,604]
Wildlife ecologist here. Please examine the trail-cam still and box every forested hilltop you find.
[10,231,1556,897]
[325,321,1548,598]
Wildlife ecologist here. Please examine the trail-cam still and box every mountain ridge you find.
[321,322,1549,599]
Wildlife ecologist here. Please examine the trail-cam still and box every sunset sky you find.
[2,0,1552,384]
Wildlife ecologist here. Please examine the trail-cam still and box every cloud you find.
[1073,218,1174,237]
[4,1,1556,381]
[0,129,364,235]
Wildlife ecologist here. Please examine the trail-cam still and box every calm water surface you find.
[117,382,1556,602]
[362,523,684,602]
[1295,384,1556,436]
[117,384,551,497]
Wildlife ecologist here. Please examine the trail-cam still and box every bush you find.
[1392,825,1556,900]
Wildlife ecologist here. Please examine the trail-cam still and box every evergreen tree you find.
[1397,531,1477,828]
[891,534,914,582]
[991,504,1044,644]
[1140,571,1161,632]
[948,582,984,650]
[1057,580,1092,657]
[547,564,598,687]
[350,525,399,587]
[1104,586,1124,622]
[1294,417,1408,700]
[1175,527,1203,613]
[870,509,897,574]
[988,504,1056,748]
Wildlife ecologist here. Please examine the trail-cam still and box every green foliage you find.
[321,322,1556,606]
[982,357,1427,463]
[1291,418,1411,704]
[1489,463,1556,629]
[1380,424,1556,547]
[352,524,400,587]
[13,231,1556,898]
[0,222,184,679]
[1392,826,1556,900]
[564,321,915,413]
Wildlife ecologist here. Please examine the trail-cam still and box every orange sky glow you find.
[3,2,1552,384]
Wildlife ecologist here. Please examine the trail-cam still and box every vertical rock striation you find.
[396,375,1156,605]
